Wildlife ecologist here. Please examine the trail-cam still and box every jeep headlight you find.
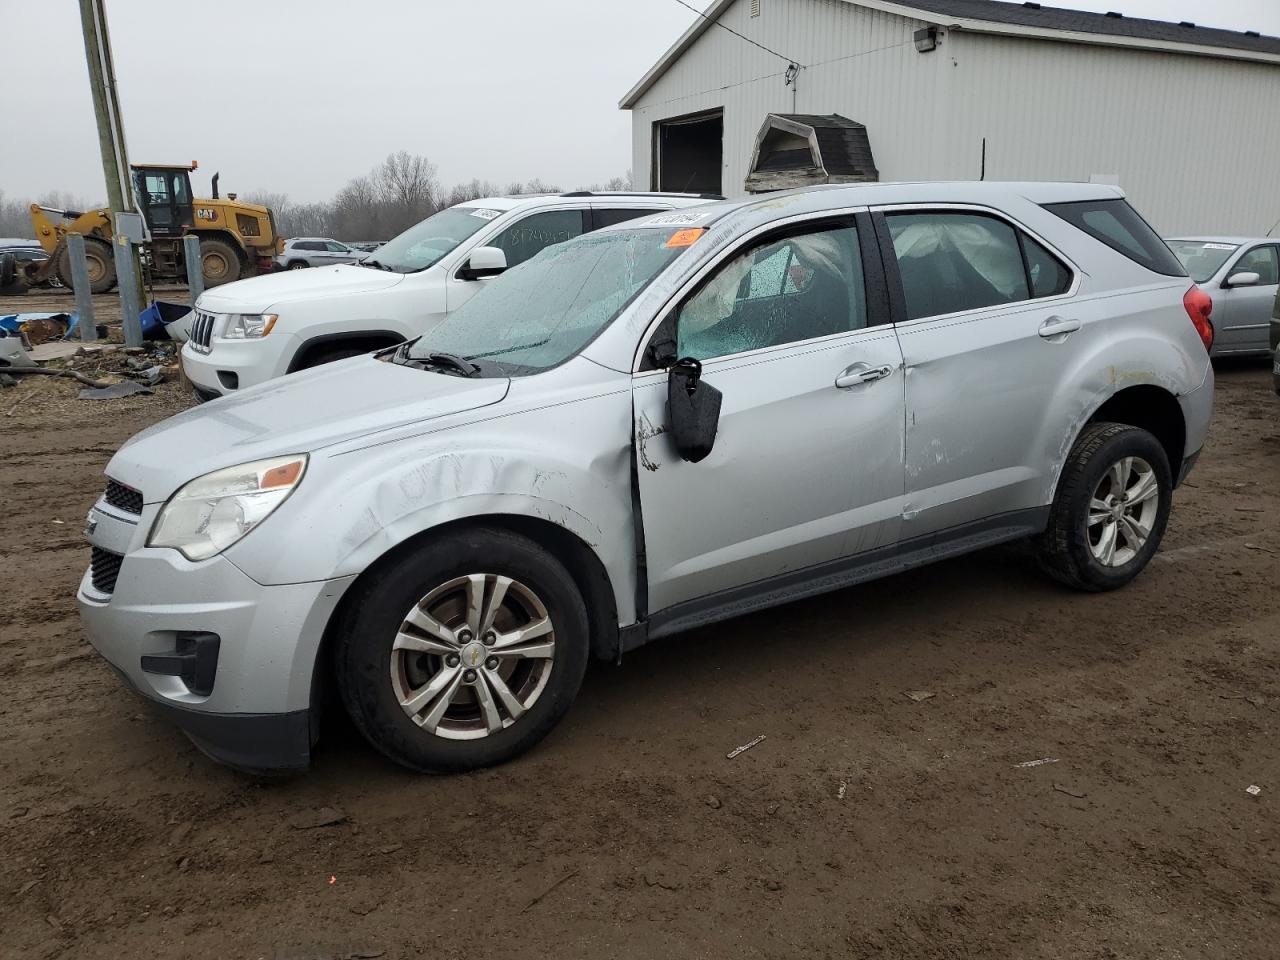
[149,455,307,561]
[222,313,277,339]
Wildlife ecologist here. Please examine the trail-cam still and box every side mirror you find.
[459,245,507,281]
[667,357,722,463]
[1224,270,1261,288]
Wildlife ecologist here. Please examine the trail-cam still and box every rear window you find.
[1043,199,1186,277]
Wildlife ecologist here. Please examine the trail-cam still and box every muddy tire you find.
[1035,422,1172,592]
[199,237,243,287]
[55,237,117,294]
[334,527,590,773]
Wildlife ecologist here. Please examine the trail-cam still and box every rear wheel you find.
[54,236,116,293]
[1035,422,1172,591]
[199,237,243,287]
[334,527,590,773]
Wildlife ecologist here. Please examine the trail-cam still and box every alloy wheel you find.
[1087,455,1159,566]
[390,574,556,740]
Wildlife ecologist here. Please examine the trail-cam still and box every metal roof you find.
[621,0,1280,109]
[904,0,1280,56]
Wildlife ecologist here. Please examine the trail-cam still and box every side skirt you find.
[621,507,1050,654]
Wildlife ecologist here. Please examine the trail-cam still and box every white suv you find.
[182,192,713,399]
[274,237,368,271]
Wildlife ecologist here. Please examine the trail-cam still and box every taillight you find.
[1183,284,1214,352]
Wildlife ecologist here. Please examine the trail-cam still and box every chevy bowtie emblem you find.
[85,510,98,537]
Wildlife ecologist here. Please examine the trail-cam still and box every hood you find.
[197,264,405,312]
[110,355,509,501]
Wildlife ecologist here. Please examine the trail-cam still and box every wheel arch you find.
[287,330,406,372]
[1084,384,1187,485]
[309,513,621,722]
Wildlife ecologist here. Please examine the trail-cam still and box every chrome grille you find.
[90,547,123,594]
[103,478,143,515]
[189,310,218,353]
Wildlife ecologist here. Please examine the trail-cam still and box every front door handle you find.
[835,363,893,389]
[1038,316,1081,339]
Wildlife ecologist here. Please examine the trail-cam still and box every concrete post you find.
[113,234,144,348]
[66,233,97,343]
[183,234,204,305]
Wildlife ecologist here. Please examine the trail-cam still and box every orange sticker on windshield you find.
[666,228,706,248]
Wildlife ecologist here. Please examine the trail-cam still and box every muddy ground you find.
[1,303,1277,958]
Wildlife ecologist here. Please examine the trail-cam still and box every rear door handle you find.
[835,363,893,389]
[1038,316,1081,339]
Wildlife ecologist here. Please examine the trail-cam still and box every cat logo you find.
[195,207,218,221]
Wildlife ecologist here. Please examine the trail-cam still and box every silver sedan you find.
[1167,237,1279,356]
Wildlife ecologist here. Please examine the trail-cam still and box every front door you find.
[634,216,906,614]
[1215,244,1279,354]
[136,170,194,238]
[876,207,1083,536]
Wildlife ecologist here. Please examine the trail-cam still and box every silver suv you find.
[79,182,1214,775]
[275,237,367,270]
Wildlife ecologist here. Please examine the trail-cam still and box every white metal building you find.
[622,0,1280,235]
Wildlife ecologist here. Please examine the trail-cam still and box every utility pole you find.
[78,0,146,326]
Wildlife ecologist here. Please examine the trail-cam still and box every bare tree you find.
[446,178,505,206]
[235,160,632,243]
[0,191,34,238]
[372,151,440,235]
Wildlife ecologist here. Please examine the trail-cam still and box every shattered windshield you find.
[405,227,691,376]
[368,206,501,273]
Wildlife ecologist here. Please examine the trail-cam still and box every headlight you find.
[222,313,277,339]
[149,455,307,561]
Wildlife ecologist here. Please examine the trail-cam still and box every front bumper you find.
[181,335,295,396]
[78,500,355,772]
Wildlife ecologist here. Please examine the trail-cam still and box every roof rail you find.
[557,190,727,200]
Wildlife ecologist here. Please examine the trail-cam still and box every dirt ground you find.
[1,309,1277,957]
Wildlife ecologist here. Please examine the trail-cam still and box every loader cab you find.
[131,164,196,238]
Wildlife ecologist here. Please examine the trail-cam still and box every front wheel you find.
[334,527,590,773]
[1035,422,1172,591]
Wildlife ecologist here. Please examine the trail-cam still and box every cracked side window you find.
[676,225,866,361]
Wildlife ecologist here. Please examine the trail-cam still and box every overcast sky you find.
[1,0,1277,204]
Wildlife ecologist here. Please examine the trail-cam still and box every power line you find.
[670,0,803,67]
[633,38,913,111]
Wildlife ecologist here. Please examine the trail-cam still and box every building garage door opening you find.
[653,110,723,195]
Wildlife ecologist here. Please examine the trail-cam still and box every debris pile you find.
[0,337,180,399]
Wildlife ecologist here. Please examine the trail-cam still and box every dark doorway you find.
[653,109,723,195]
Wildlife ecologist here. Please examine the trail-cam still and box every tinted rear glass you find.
[1043,199,1186,277]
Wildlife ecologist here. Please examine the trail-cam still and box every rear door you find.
[590,205,666,231]
[875,205,1082,537]
[633,213,906,613]
[1215,244,1279,354]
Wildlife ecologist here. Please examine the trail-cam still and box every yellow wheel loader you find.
[22,162,284,294]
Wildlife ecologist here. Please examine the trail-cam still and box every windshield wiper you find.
[419,352,480,378]
[471,339,551,359]
[360,258,395,271]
